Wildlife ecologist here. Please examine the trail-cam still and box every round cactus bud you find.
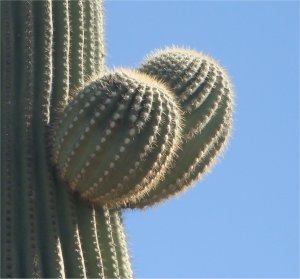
[130,47,234,208]
[51,70,182,207]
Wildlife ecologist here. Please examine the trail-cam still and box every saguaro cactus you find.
[1,1,234,278]
[1,1,133,278]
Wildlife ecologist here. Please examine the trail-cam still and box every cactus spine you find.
[1,1,133,278]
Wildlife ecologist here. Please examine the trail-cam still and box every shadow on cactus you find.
[51,48,234,209]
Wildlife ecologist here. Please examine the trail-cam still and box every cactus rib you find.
[2,2,18,276]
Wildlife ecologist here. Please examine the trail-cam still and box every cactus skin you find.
[129,48,234,208]
[51,70,182,207]
[1,1,133,278]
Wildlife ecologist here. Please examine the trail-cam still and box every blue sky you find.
[105,1,299,278]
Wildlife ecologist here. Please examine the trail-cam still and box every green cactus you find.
[1,1,133,278]
[129,48,234,208]
[51,70,182,208]
[1,1,234,278]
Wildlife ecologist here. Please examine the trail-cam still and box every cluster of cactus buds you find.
[51,48,234,209]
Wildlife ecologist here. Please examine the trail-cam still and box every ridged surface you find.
[52,70,183,208]
[1,1,133,278]
[131,48,234,208]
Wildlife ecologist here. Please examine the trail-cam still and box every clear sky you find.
[105,1,299,278]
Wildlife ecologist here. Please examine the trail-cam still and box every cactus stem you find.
[2,1,133,277]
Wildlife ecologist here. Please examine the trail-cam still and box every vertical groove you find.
[32,1,65,277]
[96,206,121,279]
[1,2,18,277]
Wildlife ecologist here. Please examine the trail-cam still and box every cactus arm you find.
[51,71,183,208]
[128,48,234,208]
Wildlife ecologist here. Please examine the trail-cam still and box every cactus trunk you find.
[1,1,133,278]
